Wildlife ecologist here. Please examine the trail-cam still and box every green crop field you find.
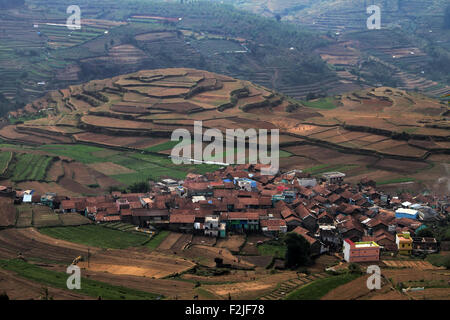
[0,259,160,300]
[285,273,361,300]
[6,153,54,182]
[38,144,107,163]
[39,225,151,249]
[0,151,12,174]
[36,144,219,184]
[301,97,338,110]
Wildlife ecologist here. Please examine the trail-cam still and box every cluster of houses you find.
[1,164,448,260]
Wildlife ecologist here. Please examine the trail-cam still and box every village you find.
[1,163,448,264]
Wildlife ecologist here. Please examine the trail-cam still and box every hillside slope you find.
[0,0,335,115]
[227,0,450,97]
[1,68,448,194]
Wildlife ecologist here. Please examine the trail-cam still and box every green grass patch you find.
[0,259,160,300]
[285,273,361,300]
[426,253,450,268]
[144,230,170,250]
[9,113,47,124]
[301,97,338,110]
[38,225,151,249]
[279,150,293,158]
[257,242,286,259]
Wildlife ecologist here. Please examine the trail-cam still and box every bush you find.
[444,255,450,270]
[128,181,150,193]
[348,263,362,274]
[416,227,434,238]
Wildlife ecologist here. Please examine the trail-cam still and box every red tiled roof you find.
[258,196,273,206]
[61,200,76,210]
[184,182,211,191]
[222,212,260,221]
[104,215,121,222]
[214,189,235,198]
[338,217,364,234]
[280,208,296,219]
[284,215,302,223]
[328,194,342,203]
[313,195,327,204]
[129,201,143,209]
[313,185,331,196]
[366,218,388,228]
[133,208,169,217]
[292,226,310,236]
[295,204,314,220]
[318,211,334,221]
[209,181,225,188]
[340,190,355,200]
[260,219,286,231]
[120,208,132,216]
[169,214,195,224]
[106,207,119,215]
[292,226,318,245]
[261,189,278,197]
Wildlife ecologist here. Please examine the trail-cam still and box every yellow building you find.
[396,232,413,255]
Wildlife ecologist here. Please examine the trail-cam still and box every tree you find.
[129,181,150,193]
[416,227,434,238]
[442,228,450,241]
[306,92,316,101]
[444,255,450,270]
[284,232,311,269]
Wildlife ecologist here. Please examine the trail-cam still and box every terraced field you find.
[2,153,55,182]
[0,68,448,194]
[259,272,329,300]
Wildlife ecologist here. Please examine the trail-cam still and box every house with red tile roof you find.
[132,208,170,227]
[337,217,365,242]
[260,219,287,235]
[169,214,195,233]
[295,204,317,232]
[292,226,323,256]
[362,229,396,252]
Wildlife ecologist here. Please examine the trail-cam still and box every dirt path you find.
[157,232,183,251]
